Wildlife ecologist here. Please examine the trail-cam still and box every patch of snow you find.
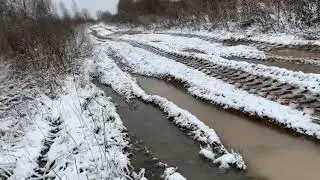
[199,146,245,169]
[90,23,116,36]
[161,167,186,180]
[199,146,216,160]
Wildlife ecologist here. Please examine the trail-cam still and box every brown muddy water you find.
[93,81,255,180]
[226,56,320,74]
[135,75,320,180]
[271,48,320,59]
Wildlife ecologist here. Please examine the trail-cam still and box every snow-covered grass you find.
[0,99,51,179]
[90,41,246,170]
[0,59,136,179]
[0,61,47,179]
[45,78,132,179]
[101,39,320,139]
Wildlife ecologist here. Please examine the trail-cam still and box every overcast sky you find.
[54,0,119,17]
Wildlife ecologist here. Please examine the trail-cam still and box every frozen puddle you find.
[226,56,320,74]
[135,75,320,180]
[93,81,255,180]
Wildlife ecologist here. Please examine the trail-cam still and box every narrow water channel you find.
[135,75,320,180]
[93,81,254,180]
[226,56,320,74]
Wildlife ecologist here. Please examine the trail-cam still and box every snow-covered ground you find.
[159,27,320,46]
[0,67,137,179]
[119,33,266,59]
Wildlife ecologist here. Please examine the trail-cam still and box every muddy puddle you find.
[135,75,320,180]
[226,56,320,74]
[93,81,253,180]
[271,48,320,59]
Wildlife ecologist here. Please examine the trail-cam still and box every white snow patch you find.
[200,146,244,169]
[161,167,186,180]
[199,146,216,160]
[200,146,245,169]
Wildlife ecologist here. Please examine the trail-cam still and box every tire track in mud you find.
[29,118,63,180]
[108,38,320,123]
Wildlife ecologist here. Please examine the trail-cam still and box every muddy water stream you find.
[93,81,253,180]
[135,75,320,180]
[226,56,320,74]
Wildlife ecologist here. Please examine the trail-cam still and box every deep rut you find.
[111,39,320,122]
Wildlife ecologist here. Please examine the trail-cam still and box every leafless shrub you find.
[0,0,93,95]
[98,0,320,32]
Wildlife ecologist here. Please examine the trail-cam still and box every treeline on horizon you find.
[98,0,320,31]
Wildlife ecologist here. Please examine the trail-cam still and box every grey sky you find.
[54,0,119,16]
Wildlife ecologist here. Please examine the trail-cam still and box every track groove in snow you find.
[30,118,62,179]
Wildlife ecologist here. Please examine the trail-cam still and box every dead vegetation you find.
[0,0,93,126]
[0,0,93,95]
